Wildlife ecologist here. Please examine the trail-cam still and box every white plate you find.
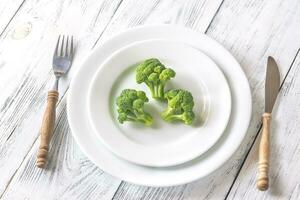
[88,40,231,167]
[67,25,252,186]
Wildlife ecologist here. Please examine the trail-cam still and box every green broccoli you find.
[136,58,176,100]
[161,89,195,125]
[116,89,153,126]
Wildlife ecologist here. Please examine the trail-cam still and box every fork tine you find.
[65,36,69,57]
[54,35,61,56]
[70,36,74,58]
[60,35,65,56]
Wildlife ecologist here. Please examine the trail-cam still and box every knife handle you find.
[257,112,271,191]
[36,90,59,168]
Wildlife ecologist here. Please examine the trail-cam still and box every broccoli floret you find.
[136,58,176,100]
[116,89,153,126]
[161,89,195,125]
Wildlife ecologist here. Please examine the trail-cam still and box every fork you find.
[36,35,74,168]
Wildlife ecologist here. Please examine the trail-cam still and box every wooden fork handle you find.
[36,90,59,168]
[257,112,271,191]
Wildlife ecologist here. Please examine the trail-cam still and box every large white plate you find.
[88,40,231,167]
[67,25,252,186]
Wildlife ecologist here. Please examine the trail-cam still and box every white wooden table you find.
[0,0,299,199]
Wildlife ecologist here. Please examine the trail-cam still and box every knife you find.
[257,56,280,191]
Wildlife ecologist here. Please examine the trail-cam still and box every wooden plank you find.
[0,0,223,199]
[2,0,300,199]
[98,0,223,41]
[111,0,300,199]
[0,0,25,35]
[0,0,123,195]
[1,98,121,200]
[227,50,300,199]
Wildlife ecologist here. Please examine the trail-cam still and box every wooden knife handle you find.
[257,112,271,191]
[36,90,59,168]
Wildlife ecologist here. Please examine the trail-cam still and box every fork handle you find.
[257,113,271,191]
[36,90,59,168]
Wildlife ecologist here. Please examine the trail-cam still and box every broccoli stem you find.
[162,112,193,125]
[157,84,165,99]
[132,110,153,126]
[146,82,155,98]
[137,114,153,126]
[145,79,167,100]
[127,106,153,126]
[161,107,176,120]
[163,114,184,122]
[126,116,139,122]
[151,84,165,100]
[125,114,153,126]
[153,85,159,98]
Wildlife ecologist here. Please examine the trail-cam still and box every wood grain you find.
[0,0,223,199]
[1,99,121,200]
[0,0,25,35]
[257,113,271,191]
[0,0,299,199]
[0,0,123,195]
[36,90,59,168]
[98,0,223,42]
[111,0,300,199]
[227,51,300,199]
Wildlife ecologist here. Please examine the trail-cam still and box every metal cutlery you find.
[36,35,74,168]
[257,56,280,191]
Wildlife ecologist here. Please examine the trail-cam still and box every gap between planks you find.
[109,0,300,199]
[0,0,26,37]
[109,0,226,198]
[0,0,225,198]
[3,1,223,198]
[0,0,125,196]
[224,48,300,200]
[91,0,124,49]
[0,87,70,199]
[3,0,298,199]
[204,0,224,34]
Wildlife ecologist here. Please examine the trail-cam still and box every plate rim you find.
[87,39,232,167]
[67,24,252,186]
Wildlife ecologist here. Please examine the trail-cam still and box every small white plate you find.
[67,25,252,186]
[88,40,231,167]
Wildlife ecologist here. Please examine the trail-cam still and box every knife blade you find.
[257,56,280,191]
[265,56,280,113]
